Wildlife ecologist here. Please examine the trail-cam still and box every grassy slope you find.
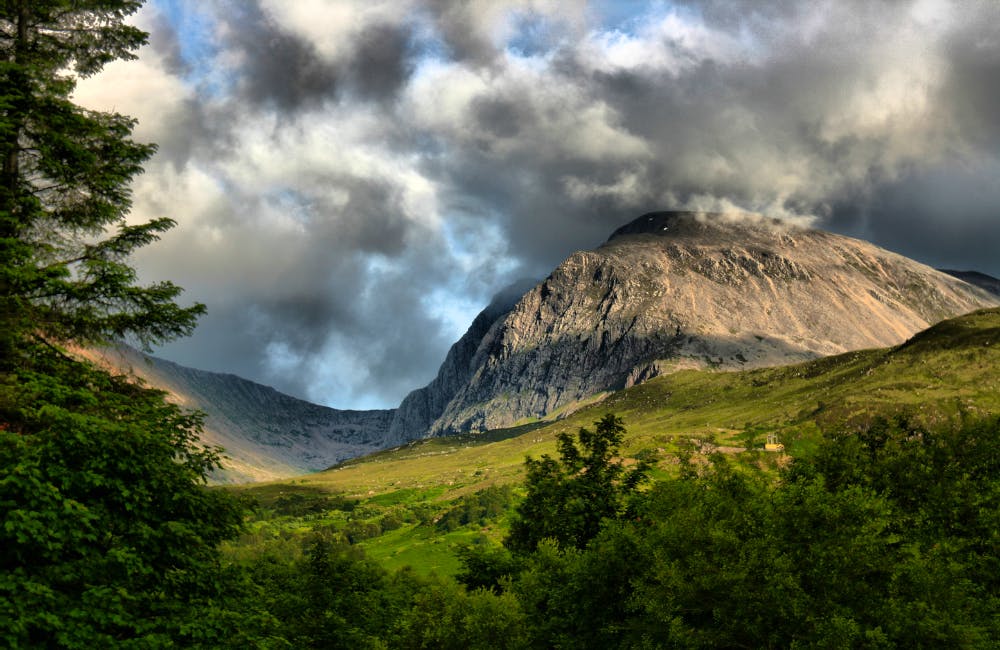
[230,307,1000,574]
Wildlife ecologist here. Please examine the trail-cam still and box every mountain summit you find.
[390,211,998,436]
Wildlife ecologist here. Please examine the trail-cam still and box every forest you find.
[1,3,997,648]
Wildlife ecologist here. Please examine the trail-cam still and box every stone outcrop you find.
[392,211,999,436]
[385,279,536,444]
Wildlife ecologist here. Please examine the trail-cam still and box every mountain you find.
[389,211,998,437]
[254,306,1000,503]
[81,346,394,484]
[940,269,1000,296]
[385,279,538,445]
[88,211,999,481]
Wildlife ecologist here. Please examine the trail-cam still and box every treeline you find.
[222,413,999,648]
[5,350,998,647]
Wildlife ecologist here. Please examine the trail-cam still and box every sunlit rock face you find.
[391,211,998,437]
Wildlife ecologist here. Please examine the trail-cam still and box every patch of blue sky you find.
[405,6,461,73]
[422,285,489,344]
[422,217,520,341]
[590,0,704,36]
[591,0,663,34]
[505,10,559,59]
[151,0,232,96]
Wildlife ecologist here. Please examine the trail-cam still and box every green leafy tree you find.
[0,2,248,645]
[506,414,647,553]
[506,419,1000,648]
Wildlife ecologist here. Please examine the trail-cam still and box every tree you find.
[505,414,647,553]
[0,2,245,645]
[0,0,204,358]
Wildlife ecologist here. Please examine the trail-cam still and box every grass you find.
[226,307,1000,576]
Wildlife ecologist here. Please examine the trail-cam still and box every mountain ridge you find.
[392,211,997,436]
[89,211,1000,481]
[81,346,394,484]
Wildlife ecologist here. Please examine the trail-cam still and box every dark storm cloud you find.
[213,1,419,111]
[349,22,419,101]
[120,0,1000,410]
[153,204,461,407]
[417,0,1000,273]
[223,1,340,111]
[941,18,1000,151]
[423,0,501,66]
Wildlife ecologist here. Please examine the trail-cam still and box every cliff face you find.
[386,280,535,444]
[393,212,998,436]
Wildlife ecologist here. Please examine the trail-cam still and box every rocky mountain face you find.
[385,280,537,446]
[83,346,394,484]
[390,212,999,436]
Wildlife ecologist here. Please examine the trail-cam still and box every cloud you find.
[73,0,1000,409]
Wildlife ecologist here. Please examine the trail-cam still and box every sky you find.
[73,0,1000,410]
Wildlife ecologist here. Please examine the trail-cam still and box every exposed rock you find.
[386,279,536,444]
[82,346,394,484]
[395,211,998,436]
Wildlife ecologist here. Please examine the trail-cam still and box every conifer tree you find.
[0,3,244,645]
[0,0,204,359]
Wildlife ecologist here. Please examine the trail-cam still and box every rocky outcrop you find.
[386,279,536,444]
[403,211,998,435]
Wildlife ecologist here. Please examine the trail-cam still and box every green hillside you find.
[228,307,1000,574]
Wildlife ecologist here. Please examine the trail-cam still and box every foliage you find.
[435,485,513,532]
[238,533,531,649]
[0,344,248,646]
[506,413,647,553]
[507,416,1000,648]
[0,2,244,645]
[454,540,521,593]
[213,413,1000,647]
[0,0,204,353]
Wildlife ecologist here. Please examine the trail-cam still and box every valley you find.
[226,307,1000,577]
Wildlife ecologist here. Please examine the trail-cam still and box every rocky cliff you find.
[393,211,998,436]
[385,279,537,445]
